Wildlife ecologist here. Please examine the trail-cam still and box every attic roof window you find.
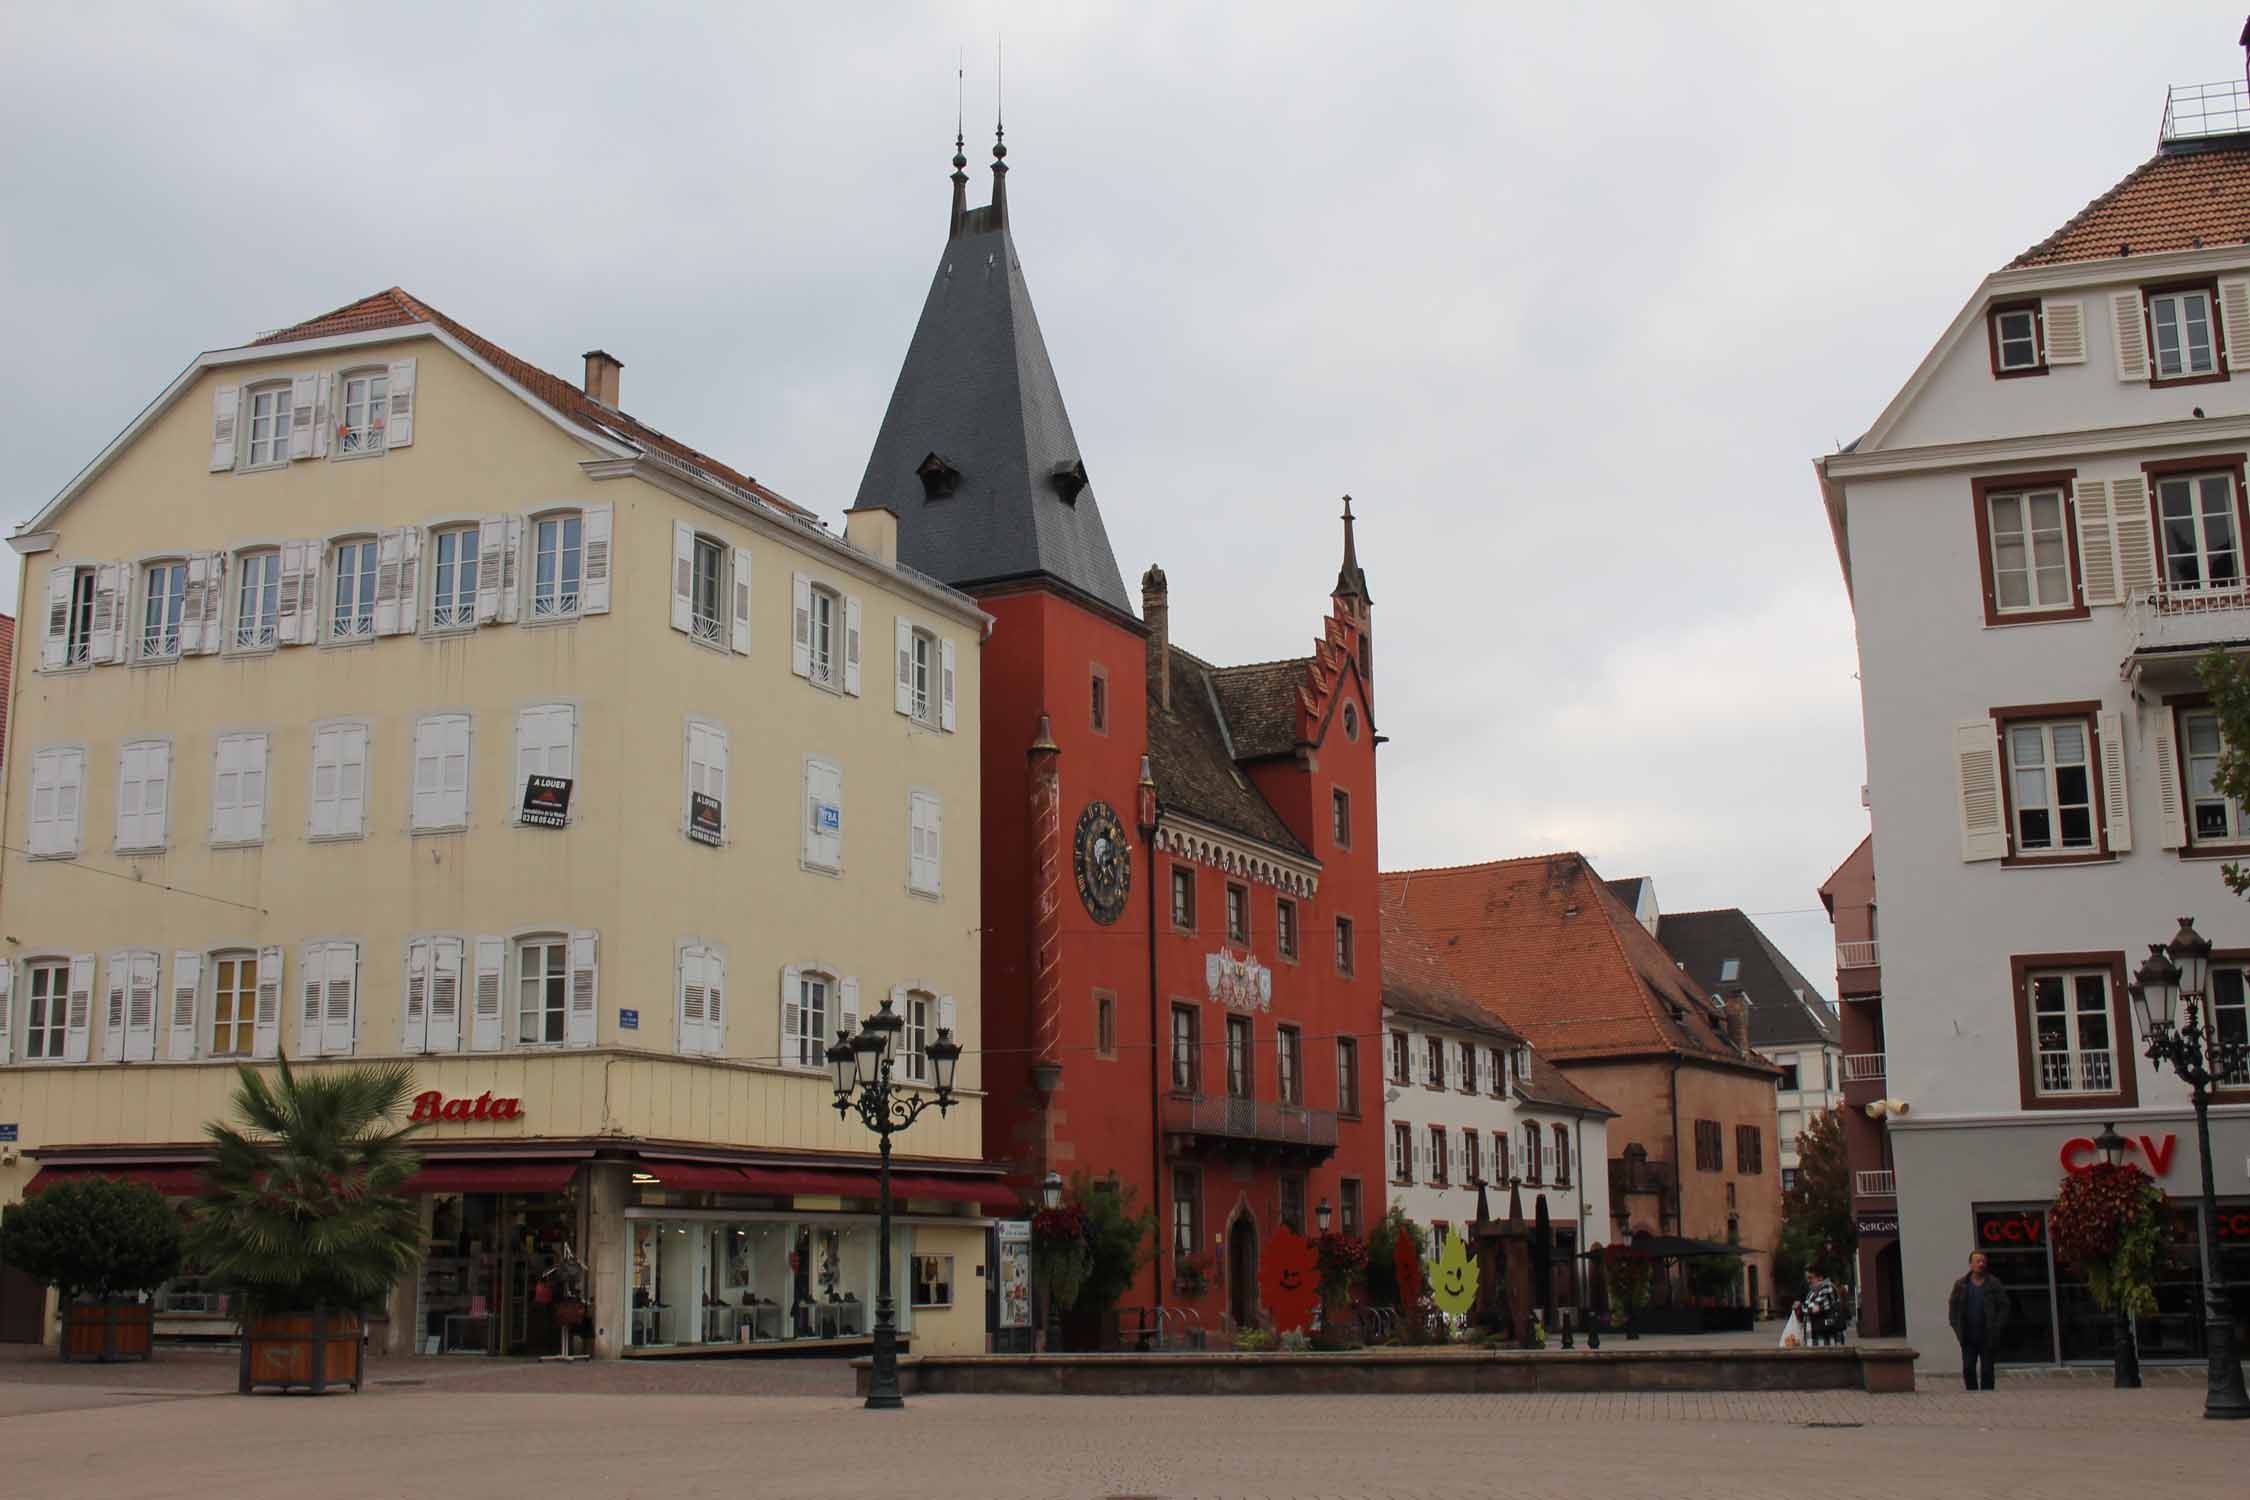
[1718,958,1741,982]
[917,453,962,501]
[1050,459,1089,503]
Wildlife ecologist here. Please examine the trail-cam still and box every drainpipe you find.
[1138,757,1165,1319]
[1667,1056,1683,1239]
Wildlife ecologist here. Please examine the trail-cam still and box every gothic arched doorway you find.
[1227,1211,1259,1332]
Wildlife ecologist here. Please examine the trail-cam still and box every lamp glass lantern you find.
[1041,1171,1064,1211]
[1316,1197,1333,1234]
[928,1027,962,1099]
[826,1031,858,1097]
[2131,943,2182,1042]
[2168,917,2212,1001]
[2093,1121,2128,1169]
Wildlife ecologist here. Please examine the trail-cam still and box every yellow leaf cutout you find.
[1431,1229,1478,1318]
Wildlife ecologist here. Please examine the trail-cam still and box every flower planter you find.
[238,1309,363,1394]
[61,1298,154,1363]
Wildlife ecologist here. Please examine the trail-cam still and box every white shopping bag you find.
[1779,1310,1805,1349]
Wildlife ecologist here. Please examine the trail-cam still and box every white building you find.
[1813,69,2250,1365]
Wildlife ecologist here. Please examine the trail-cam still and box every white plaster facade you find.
[1772,1042,1844,1181]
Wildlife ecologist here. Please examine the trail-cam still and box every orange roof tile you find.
[252,289,813,520]
[2007,143,2250,269]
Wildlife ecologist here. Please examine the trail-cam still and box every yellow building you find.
[0,289,1008,1359]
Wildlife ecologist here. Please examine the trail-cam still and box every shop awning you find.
[24,1165,210,1197]
[729,1166,1012,1211]
[737,1167,880,1198]
[633,1162,750,1192]
[889,1175,1021,1213]
[401,1162,579,1196]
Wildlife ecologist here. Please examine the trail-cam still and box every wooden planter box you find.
[239,1309,363,1394]
[61,1299,154,1362]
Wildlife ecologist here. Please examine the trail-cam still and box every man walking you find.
[1948,1251,2010,1390]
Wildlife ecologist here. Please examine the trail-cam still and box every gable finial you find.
[989,38,1009,232]
[949,53,970,238]
[1334,494,1370,604]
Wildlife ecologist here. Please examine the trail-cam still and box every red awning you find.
[732,1166,1011,1211]
[890,1175,1020,1213]
[737,1167,877,1198]
[401,1162,579,1196]
[634,1162,748,1192]
[24,1165,209,1197]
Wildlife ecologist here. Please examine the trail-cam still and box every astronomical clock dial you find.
[1073,800,1131,924]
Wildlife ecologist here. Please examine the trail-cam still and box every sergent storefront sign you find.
[410,1091,524,1123]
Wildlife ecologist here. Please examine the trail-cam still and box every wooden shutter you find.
[102,950,127,1060]
[252,946,282,1059]
[2097,709,2133,853]
[275,540,309,646]
[843,594,863,696]
[498,515,524,623]
[471,936,505,1051]
[909,791,942,896]
[414,715,470,828]
[476,515,506,624]
[212,733,267,844]
[2154,705,2187,850]
[298,943,324,1053]
[197,552,225,653]
[41,566,73,670]
[375,529,405,636]
[838,976,860,1056]
[575,503,614,615]
[403,938,431,1052]
[679,945,709,1054]
[2041,299,2086,364]
[895,617,916,715]
[937,994,955,1051]
[88,562,121,665]
[566,930,598,1047]
[940,638,957,732]
[65,954,94,1062]
[805,758,843,870]
[209,383,240,470]
[2111,289,2150,381]
[397,526,421,630]
[1954,718,2007,862]
[790,572,813,677]
[429,936,463,1052]
[312,373,333,458]
[322,943,357,1056]
[289,374,318,459]
[2110,475,2156,597]
[515,705,574,821]
[116,741,169,851]
[310,724,368,838]
[169,950,202,1061]
[705,946,728,1055]
[0,961,11,1064]
[123,951,158,1062]
[2073,479,2119,606]
[730,546,753,654]
[30,748,83,857]
[2222,278,2250,370]
[180,553,208,654]
[671,521,695,634]
[781,963,804,1067]
[384,357,416,447]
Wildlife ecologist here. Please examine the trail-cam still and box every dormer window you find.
[1051,459,1088,503]
[917,453,961,500]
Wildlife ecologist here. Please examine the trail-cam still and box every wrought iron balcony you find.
[1854,1169,1896,1199]
[1835,941,1880,970]
[2125,582,2250,657]
[1162,1092,1338,1160]
[1841,1053,1885,1084]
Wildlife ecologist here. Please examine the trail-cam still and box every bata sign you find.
[409,1091,523,1122]
[2058,1132,2178,1177]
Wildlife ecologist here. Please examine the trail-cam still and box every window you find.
[1489,1046,1508,1096]
[1171,1004,1199,1091]
[1336,1035,1360,1117]
[906,628,938,727]
[1717,958,1741,983]
[1778,1062,1801,1091]
[1463,1128,1482,1185]
[1276,898,1299,960]
[1335,916,1355,976]
[911,1254,953,1309]
[802,757,843,872]
[309,722,369,839]
[1493,1131,1511,1184]
[901,990,933,1082]
[2210,963,2250,1089]
[685,720,728,846]
[210,952,258,1059]
[244,383,293,468]
[28,748,86,858]
[2150,285,2219,381]
[115,740,171,852]
[297,941,359,1057]
[2189,706,2250,846]
[1173,1168,1201,1258]
[1428,1124,1449,1186]
[1090,666,1108,733]
[1524,1121,1545,1183]
[429,525,480,630]
[235,549,281,648]
[532,512,584,619]
[516,936,569,1045]
[2156,470,2242,592]
[1171,866,1196,929]
[411,714,471,831]
[787,970,832,1069]
[1988,300,2044,375]
[514,705,575,824]
[2004,718,2096,855]
[1096,992,1116,1059]
[57,566,95,667]
[1553,1124,1572,1186]
[210,733,268,845]
[138,561,186,660]
[1693,1118,1724,1172]
[691,535,726,644]
[1276,1024,1302,1105]
[337,368,389,455]
[1735,1125,1763,1175]
[2025,964,2121,1099]
[1823,1053,1835,1090]
[1225,1015,1251,1099]
[1331,788,1351,847]
[1339,1178,1361,1237]
[1225,883,1249,943]
[806,581,839,684]
[1457,1040,1477,1092]
[1982,484,2073,615]
[1390,1029,1410,1084]
[908,791,943,896]
[1781,1168,1798,1192]
[1279,1174,1305,1234]
[1391,1122,1414,1182]
[1342,700,1360,741]
[330,538,378,640]
[1424,1035,1444,1089]
[24,960,70,1060]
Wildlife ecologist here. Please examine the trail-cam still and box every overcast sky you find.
[3,3,2240,992]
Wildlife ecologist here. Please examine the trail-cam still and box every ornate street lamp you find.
[2127,918,2250,1421]
[829,998,963,1410]
[2091,1121,2140,1389]
[1040,1171,1064,1352]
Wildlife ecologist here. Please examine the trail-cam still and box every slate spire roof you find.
[853,136,1132,615]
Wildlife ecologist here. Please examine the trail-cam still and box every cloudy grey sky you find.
[2,3,2239,989]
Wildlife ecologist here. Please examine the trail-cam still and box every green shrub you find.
[0,1176,183,1303]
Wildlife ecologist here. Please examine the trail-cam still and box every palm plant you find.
[187,1054,426,1316]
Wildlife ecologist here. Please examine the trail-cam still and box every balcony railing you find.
[2126,582,2250,656]
[2162,78,2250,146]
[1841,1052,1885,1084]
[1162,1092,1339,1153]
[1835,940,1880,971]
[1854,1169,1896,1199]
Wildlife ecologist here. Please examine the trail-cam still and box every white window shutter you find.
[42,566,73,670]
[582,504,614,614]
[515,704,575,822]
[385,357,416,447]
[30,748,85,857]
[312,373,333,458]
[2111,290,2150,382]
[2073,479,2119,607]
[413,715,470,829]
[102,950,127,1060]
[116,741,169,852]
[843,594,863,696]
[198,552,226,651]
[0,961,11,1064]
[397,526,421,631]
[679,945,707,1055]
[289,375,318,459]
[471,936,505,1051]
[124,952,158,1062]
[566,930,599,1047]
[2097,709,2133,853]
[895,617,915,715]
[212,733,267,845]
[476,515,505,624]
[937,994,955,1049]
[2110,475,2157,598]
[2154,705,2187,850]
[310,724,368,839]
[791,572,813,677]
[429,936,463,1052]
[209,384,240,470]
[2221,278,2250,370]
[298,943,325,1053]
[731,546,753,654]
[2041,299,2086,365]
[671,521,695,634]
[403,938,431,1052]
[65,954,94,1062]
[275,540,307,646]
[1954,718,2007,862]
[781,963,804,1065]
[374,529,405,636]
[89,562,121,665]
[707,947,728,1055]
[180,554,207,655]
[805,758,843,870]
[169,951,202,1062]
[498,515,524,623]
[940,638,957,732]
[252,947,282,1059]
[838,976,860,1049]
[323,944,358,1056]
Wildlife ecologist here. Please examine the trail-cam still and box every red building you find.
[852,133,1386,1334]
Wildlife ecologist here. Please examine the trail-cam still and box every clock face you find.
[1074,800,1132,924]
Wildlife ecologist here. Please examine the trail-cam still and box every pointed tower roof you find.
[1334,494,1371,604]
[852,135,1132,616]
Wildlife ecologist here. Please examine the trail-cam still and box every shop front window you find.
[624,1213,912,1349]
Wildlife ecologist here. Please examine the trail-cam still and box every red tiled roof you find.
[1379,886,1521,1042]
[2007,143,2250,269]
[251,289,813,519]
[1380,853,1775,1072]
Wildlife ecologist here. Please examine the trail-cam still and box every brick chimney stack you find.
[1724,994,1752,1053]
[582,350,623,407]
[1142,564,1170,713]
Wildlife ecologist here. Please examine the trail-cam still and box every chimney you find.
[1142,564,1170,712]
[1724,994,1752,1053]
[582,350,623,407]
[844,504,898,566]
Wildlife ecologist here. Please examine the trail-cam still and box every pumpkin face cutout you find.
[1394,1228,1423,1309]
[1259,1226,1320,1333]
[1431,1229,1479,1319]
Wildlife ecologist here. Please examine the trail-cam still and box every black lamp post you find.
[1039,1171,1065,1352]
[2127,918,2250,1421]
[827,998,962,1410]
[2091,1121,2141,1389]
